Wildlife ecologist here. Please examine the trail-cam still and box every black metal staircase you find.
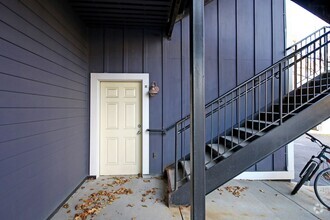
[165,27,330,206]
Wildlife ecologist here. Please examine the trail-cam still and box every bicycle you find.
[291,132,330,210]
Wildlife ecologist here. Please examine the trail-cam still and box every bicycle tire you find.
[314,167,330,209]
[291,163,317,195]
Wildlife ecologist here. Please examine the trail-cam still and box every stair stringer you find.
[168,93,330,206]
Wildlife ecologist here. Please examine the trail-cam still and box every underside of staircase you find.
[165,27,330,206]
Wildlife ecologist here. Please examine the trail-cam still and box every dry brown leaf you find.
[224,186,248,197]
[62,203,69,209]
[143,179,151,183]
[112,177,130,185]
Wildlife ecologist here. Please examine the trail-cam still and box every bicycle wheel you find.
[291,163,317,195]
[314,167,330,209]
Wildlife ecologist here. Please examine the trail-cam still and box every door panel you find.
[100,81,142,175]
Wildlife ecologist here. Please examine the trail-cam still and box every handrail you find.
[171,29,330,190]
[286,26,330,52]
[158,29,330,134]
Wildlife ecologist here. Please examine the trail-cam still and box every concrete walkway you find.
[51,177,329,220]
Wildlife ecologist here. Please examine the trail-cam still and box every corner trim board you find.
[90,73,150,177]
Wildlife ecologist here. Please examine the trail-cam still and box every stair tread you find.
[248,119,279,125]
[207,143,233,159]
[234,127,266,136]
[221,135,249,147]
[205,151,217,169]
[166,167,176,192]
[179,160,191,176]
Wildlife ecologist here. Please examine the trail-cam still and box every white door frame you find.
[90,73,149,177]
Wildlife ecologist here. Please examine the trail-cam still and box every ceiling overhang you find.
[291,0,330,24]
[69,0,213,38]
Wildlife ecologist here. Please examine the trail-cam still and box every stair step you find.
[308,78,330,87]
[282,94,315,103]
[233,127,265,139]
[179,160,191,177]
[205,151,217,169]
[273,103,312,113]
[166,166,186,192]
[246,119,279,130]
[207,143,233,159]
[320,72,330,79]
[295,85,329,95]
[259,112,280,121]
[220,135,249,148]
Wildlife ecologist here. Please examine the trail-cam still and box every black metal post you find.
[279,62,283,125]
[190,0,205,219]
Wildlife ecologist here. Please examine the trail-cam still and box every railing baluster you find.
[211,104,213,161]
[175,124,178,190]
[168,28,330,191]
[313,42,316,97]
[231,92,233,148]
[258,76,261,131]
[272,70,275,122]
[245,84,248,139]
[325,34,328,74]
[217,99,220,158]
[237,88,240,145]
[279,62,283,125]
[265,72,268,123]
[224,96,227,150]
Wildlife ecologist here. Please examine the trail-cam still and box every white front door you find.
[100,81,142,175]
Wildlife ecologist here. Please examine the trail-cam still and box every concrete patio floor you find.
[51,176,329,220]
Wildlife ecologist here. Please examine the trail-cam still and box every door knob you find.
[137,130,142,135]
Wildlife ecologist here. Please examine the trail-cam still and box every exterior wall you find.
[0,0,89,219]
[89,0,286,174]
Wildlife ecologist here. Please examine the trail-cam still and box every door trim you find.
[90,73,149,177]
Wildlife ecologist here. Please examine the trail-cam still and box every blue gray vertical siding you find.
[0,0,89,219]
[89,0,286,174]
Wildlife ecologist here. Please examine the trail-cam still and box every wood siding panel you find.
[205,0,219,103]
[163,24,182,166]
[237,0,254,84]
[0,0,89,219]
[145,29,163,173]
[89,0,286,173]
[219,0,237,93]
[105,28,124,72]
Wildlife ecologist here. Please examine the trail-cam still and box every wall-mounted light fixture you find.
[149,81,160,96]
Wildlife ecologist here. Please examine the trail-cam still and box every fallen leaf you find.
[142,205,148,208]
[225,186,248,197]
[112,177,130,185]
[62,203,69,209]
[127,204,135,207]
[143,179,151,183]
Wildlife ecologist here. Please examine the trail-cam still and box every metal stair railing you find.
[286,26,330,54]
[171,29,330,190]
